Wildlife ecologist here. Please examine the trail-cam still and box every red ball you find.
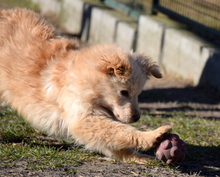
[155,134,186,165]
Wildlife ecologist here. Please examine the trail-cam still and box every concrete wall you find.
[59,0,105,35]
[31,0,220,90]
[32,0,61,15]
[89,8,136,51]
[60,0,84,34]
[89,8,117,44]
[115,21,137,51]
[162,28,211,84]
[137,15,220,86]
[198,49,220,88]
[136,15,164,64]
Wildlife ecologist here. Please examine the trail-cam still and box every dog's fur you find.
[0,8,171,163]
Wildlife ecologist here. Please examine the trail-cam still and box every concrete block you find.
[137,14,220,89]
[198,49,220,90]
[115,21,137,51]
[162,28,214,85]
[89,8,118,44]
[136,15,164,64]
[89,8,137,50]
[32,0,61,15]
[59,0,104,35]
[60,0,84,34]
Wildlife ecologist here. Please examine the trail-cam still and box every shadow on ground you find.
[139,85,220,119]
[139,86,220,104]
[179,144,220,176]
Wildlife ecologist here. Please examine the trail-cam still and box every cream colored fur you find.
[0,8,171,163]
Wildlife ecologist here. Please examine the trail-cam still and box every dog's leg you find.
[111,148,155,164]
[70,117,171,163]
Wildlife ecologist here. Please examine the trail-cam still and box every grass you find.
[136,112,220,146]
[134,112,220,167]
[0,0,39,10]
[1,106,220,171]
[0,107,98,170]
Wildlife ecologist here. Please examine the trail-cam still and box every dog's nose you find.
[132,114,140,122]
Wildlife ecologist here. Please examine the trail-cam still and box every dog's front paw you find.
[153,125,172,146]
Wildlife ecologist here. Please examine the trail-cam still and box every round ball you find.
[155,134,186,165]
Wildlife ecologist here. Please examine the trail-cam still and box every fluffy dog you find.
[0,8,171,163]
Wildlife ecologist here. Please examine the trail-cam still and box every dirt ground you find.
[0,159,204,177]
[0,73,220,177]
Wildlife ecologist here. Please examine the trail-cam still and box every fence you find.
[152,0,220,41]
[100,0,220,42]
[153,0,220,31]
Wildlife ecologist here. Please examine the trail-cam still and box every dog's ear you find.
[146,64,162,78]
[106,64,131,79]
[136,54,162,78]
[94,44,132,79]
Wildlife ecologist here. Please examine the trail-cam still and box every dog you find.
[0,8,171,163]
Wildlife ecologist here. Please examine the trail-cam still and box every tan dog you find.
[0,8,171,163]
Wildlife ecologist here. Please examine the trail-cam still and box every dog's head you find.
[54,44,161,123]
[85,44,162,123]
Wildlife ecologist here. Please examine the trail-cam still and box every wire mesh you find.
[159,0,220,31]
[112,0,220,31]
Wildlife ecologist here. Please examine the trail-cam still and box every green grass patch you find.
[134,112,220,166]
[0,107,98,170]
[1,106,220,170]
[0,0,39,10]
[135,112,220,146]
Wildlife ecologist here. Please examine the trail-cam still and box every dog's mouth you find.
[100,105,118,121]
[99,105,140,123]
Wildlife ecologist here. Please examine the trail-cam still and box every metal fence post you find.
[152,0,159,15]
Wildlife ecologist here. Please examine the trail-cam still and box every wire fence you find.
[156,0,220,31]
[110,0,220,31]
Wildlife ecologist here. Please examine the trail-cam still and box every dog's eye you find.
[120,90,129,97]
